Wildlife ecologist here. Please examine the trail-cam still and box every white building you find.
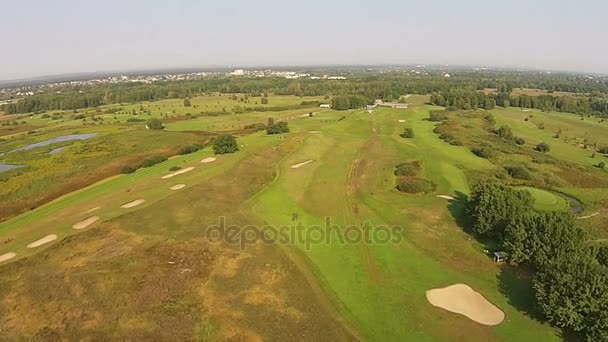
[320,104,331,108]
[231,69,244,76]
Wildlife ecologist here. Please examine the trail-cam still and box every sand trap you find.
[161,166,195,179]
[83,206,101,214]
[170,184,186,190]
[201,157,217,163]
[398,119,406,123]
[437,195,455,200]
[426,284,505,326]
[27,234,58,248]
[290,160,314,169]
[309,130,321,134]
[0,252,16,263]
[72,216,100,230]
[121,199,146,209]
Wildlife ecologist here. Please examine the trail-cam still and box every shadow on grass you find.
[447,191,470,232]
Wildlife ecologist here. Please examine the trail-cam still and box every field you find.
[1,94,607,340]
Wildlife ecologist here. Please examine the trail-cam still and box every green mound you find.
[514,186,569,211]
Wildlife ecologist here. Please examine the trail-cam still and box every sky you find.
[1,0,607,80]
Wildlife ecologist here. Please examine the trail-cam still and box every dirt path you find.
[120,199,146,209]
[290,160,314,169]
[426,283,505,326]
[27,234,58,248]
[72,216,100,230]
[0,252,16,263]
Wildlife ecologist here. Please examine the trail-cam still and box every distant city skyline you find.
[1,0,607,80]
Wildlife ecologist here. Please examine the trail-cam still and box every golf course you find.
[1,83,608,341]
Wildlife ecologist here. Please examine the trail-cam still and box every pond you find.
[6,133,98,153]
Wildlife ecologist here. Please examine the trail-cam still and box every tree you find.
[261,97,269,105]
[467,182,534,237]
[503,211,584,267]
[484,99,496,110]
[332,96,351,110]
[400,128,414,138]
[536,142,551,153]
[146,118,163,130]
[213,135,239,154]
[183,98,191,107]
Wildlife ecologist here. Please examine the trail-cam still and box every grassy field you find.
[3,95,606,340]
[514,186,570,211]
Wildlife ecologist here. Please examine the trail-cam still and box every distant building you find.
[231,69,244,76]
[320,104,331,108]
[443,73,451,78]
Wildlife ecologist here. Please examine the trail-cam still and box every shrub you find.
[126,118,145,122]
[169,165,181,171]
[178,144,202,155]
[505,165,532,180]
[394,161,421,177]
[146,118,164,130]
[536,142,551,153]
[472,147,496,159]
[496,125,513,140]
[121,165,136,174]
[429,111,448,122]
[266,121,290,135]
[598,147,608,154]
[396,178,436,194]
[449,140,463,146]
[514,137,526,145]
[141,155,168,168]
[599,162,606,169]
[400,128,414,138]
[213,135,239,154]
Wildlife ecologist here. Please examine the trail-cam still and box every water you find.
[0,163,24,174]
[6,133,98,153]
[48,146,67,155]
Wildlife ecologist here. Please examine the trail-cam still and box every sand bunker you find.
[201,157,217,163]
[27,234,58,248]
[121,199,146,209]
[161,166,195,179]
[437,195,455,200]
[426,284,505,326]
[72,216,100,230]
[83,206,101,214]
[309,131,321,134]
[0,252,16,263]
[290,160,314,169]
[170,184,186,190]
[398,119,406,123]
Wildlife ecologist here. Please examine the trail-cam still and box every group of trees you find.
[467,182,608,340]
[212,135,239,154]
[331,95,371,110]
[265,117,290,135]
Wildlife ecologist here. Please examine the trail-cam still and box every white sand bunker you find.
[426,284,505,326]
[121,199,146,209]
[170,184,186,190]
[437,195,455,200]
[83,206,101,214]
[0,252,16,263]
[290,160,314,169]
[162,166,195,179]
[309,130,321,134]
[201,157,217,163]
[72,216,100,230]
[398,119,406,123]
[27,234,58,248]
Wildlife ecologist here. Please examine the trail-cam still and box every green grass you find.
[514,186,570,211]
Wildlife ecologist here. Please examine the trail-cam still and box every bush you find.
[141,155,168,168]
[599,162,606,169]
[598,147,608,154]
[266,121,289,135]
[472,147,495,159]
[400,128,414,138]
[126,118,145,122]
[394,161,421,177]
[169,165,181,171]
[514,137,526,145]
[121,165,136,174]
[429,111,448,122]
[146,118,164,130]
[213,134,239,154]
[178,144,202,155]
[536,142,551,153]
[496,125,514,140]
[396,178,436,194]
[505,165,532,180]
